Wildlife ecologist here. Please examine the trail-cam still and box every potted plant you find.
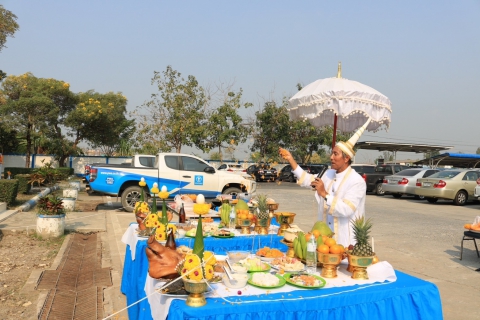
[36,194,66,238]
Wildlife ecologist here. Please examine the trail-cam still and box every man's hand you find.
[311,177,327,198]
[279,147,293,161]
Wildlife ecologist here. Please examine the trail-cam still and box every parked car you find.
[414,169,480,205]
[382,168,441,199]
[247,163,277,182]
[217,163,247,174]
[278,164,318,182]
[351,164,376,182]
[364,164,410,195]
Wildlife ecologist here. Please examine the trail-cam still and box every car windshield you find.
[428,171,461,179]
[394,169,421,177]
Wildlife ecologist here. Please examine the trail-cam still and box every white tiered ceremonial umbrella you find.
[288,62,392,148]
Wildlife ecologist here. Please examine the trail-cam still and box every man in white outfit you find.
[279,119,370,247]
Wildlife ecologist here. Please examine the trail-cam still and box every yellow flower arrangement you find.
[193,203,211,215]
[180,251,214,281]
[134,177,150,215]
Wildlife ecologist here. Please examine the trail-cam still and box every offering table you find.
[121,224,443,320]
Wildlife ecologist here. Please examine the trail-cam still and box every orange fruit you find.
[238,213,246,220]
[330,244,344,254]
[325,238,336,247]
[305,233,312,242]
[247,213,254,220]
[317,244,329,254]
[322,235,328,243]
[312,230,321,239]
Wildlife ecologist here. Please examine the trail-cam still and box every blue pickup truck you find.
[87,153,257,212]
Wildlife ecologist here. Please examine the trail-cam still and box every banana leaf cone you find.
[161,199,169,225]
[193,216,204,261]
[140,188,145,202]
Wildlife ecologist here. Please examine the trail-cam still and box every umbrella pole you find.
[332,114,338,149]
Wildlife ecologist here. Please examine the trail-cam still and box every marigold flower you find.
[204,264,214,280]
[203,251,216,266]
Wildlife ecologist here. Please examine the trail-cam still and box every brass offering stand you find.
[268,203,279,218]
[348,253,374,280]
[183,279,208,307]
[273,212,296,236]
[237,218,253,234]
[318,253,343,278]
[255,218,271,235]
[280,239,295,258]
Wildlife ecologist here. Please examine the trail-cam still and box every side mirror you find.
[204,167,215,174]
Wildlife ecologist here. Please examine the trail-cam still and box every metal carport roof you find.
[413,153,480,168]
[356,141,453,154]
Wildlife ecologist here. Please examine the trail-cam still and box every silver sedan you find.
[383,168,440,199]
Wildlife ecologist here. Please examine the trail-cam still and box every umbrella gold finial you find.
[337,61,342,78]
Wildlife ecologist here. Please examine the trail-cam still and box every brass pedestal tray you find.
[318,253,343,278]
[347,253,375,280]
[255,218,271,235]
[237,218,253,234]
[183,279,208,307]
[274,212,296,236]
[280,239,295,258]
[268,203,279,218]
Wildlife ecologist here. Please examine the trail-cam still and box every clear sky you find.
[2,0,479,163]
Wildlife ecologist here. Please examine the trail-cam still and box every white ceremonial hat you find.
[335,118,371,158]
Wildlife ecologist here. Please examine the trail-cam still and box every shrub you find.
[4,167,35,179]
[15,174,32,194]
[0,180,19,205]
[55,167,73,180]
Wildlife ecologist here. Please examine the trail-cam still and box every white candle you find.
[372,237,375,253]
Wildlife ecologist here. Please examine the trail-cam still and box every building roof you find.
[356,141,453,154]
[414,153,480,168]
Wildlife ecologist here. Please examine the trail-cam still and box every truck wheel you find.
[223,187,242,197]
[375,183,385,196]
[392,194,402,198]
[426,197,438,203]
[453,191,467,206]
[122,186,143,212]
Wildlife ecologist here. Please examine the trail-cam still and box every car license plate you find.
[389,180,398,184]
[423,182,432,187]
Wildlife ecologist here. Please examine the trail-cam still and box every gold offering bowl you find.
[273,212,296,236]
[237,218,253,234]
[280,239,295,258]
[318,252,344,278]
[347,253,375,280]
[255,218,271,235]
[267,203,279,218]
[183,279,208,307]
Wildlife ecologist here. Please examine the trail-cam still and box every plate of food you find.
[270,256,305,273]
[248,273,286,289]
[283,273,326,289]
[212,229,235,238]
[185,229,210,238]
[255,247,285,262]
[240,257,271,272]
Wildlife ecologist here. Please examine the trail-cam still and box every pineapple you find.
[256,194,269,220]
[351,216,374,257]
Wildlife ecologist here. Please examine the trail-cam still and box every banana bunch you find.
[293,232,307,260]
[220,203,231,225]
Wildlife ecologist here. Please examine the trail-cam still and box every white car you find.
[383,168,441,199]
[217,163,247,174]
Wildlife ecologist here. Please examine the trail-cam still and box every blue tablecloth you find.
[121,237,443,320]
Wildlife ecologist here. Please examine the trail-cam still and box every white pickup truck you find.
[87,153,257,212]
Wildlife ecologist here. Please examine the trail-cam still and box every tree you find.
[476,147,480,155]
[250,99,291,161]
[65,90,134,157]
[0,124,19,153]
[286,119,329,163]
[209,151,221,161]
[0,5,19,52]
[198,89,252,160]
[0,73,77,167]
[0,5,20,80]
[131,66,208,153]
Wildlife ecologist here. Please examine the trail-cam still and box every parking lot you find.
[254,180,480,320]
